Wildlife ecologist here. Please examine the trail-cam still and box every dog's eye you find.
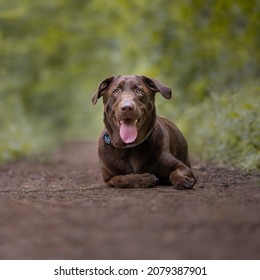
[113,88,121,95]
[136,87,143,95]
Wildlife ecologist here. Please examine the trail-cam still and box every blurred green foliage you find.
[172,84,260,170]
[0,0,259,169]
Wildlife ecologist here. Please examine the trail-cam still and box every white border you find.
[0,260,259,280]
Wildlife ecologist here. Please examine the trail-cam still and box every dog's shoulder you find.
[155,115,188,153]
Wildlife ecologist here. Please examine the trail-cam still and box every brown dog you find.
[92,75,196,189]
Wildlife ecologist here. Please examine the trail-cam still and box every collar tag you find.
[103,131,111,145]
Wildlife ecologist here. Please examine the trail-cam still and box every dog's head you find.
[92,75,172,148]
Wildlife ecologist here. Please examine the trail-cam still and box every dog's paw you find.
[174,176,195,190]
[137,173,158,188]
[108,173,158,188]
[169,166,196,190]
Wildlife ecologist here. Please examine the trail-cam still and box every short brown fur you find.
[92,75,196,189]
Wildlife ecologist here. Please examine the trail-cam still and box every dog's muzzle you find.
[116,97,140,144]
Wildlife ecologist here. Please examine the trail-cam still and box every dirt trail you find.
[0,141,259,259]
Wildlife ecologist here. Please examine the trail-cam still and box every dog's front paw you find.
[137,173,158,188]
[108,173,158,188]
[174,176,195,190]
[170,167,196,190]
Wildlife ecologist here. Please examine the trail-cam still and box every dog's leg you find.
[106,173,158,188]
[169,163,196,190]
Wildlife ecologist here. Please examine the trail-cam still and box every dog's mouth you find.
[119,118,140,144]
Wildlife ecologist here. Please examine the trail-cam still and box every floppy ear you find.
[92,76,115,105]
[141,76,172,99]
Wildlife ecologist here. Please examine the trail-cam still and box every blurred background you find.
[0,0,259,169]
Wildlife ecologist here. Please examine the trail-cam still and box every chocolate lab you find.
[92,75,196,189]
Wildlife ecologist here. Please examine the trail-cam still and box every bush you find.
[168,83,260,170]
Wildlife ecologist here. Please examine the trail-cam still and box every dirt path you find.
[0,141,259,259]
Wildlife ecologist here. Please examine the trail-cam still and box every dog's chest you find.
[119,146,158,174]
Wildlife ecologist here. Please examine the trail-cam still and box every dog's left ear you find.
[141,76,172,99]
[92,76,115,105]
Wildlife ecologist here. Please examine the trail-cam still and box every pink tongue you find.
[120,122,138,144]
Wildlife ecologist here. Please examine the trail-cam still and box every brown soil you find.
[0,141,259,259]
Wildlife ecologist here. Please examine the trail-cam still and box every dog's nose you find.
[120,101,135,112]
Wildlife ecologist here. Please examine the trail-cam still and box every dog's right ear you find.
[141,76,172,99]
[92,76,115,105]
